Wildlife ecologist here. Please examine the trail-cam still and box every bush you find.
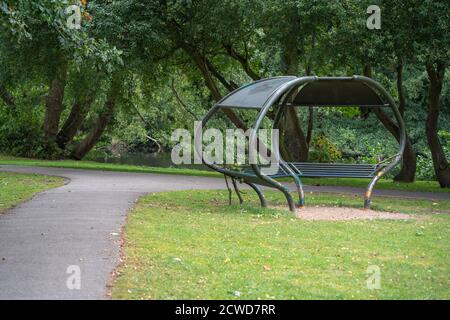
[416,130,450,180]
[309,134,342,163]
[0,108,44,158]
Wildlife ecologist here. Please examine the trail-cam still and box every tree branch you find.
[223,43,261,81]
[170,78,199,120]
[205,58,238,92]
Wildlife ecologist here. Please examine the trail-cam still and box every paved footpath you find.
[0,165,448,299]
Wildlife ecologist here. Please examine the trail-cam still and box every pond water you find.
[92,152,210,170]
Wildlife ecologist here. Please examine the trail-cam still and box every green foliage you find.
[309,134,342,163]
[0,106,43,157]
[1,0,122,69]
[417,131,450,180]
[0,0,448,183]
[360,142,386,164]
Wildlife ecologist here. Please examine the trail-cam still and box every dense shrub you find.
[0,107,43,158]
[309,134,342,163]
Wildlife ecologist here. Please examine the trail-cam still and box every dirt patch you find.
[293,206,416,221]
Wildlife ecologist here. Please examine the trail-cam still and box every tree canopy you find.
[0,0,448,186]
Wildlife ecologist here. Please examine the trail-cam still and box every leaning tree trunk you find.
[393,62,416,182]
[305,61,314,149]
[56,94,95,149]
[372,108,417,182]
[186,46,247,130]
[179,42,280,163]
[360,65,372,119]
[425,63,450,187]
[226,39,307,162]
[306,106,314,147]
[282,108,309,161]
[279,44,309,162]
[43,60,67,144]
[71,75,122,160]
[365,65,416,182]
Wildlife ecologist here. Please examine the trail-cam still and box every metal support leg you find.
[231,178,244,204]
[280,162,304,208]
[245,182,267,208]
[223,175,232,205]
[365,172,382,209]
[282,187,295,212]
[296,183,305,207]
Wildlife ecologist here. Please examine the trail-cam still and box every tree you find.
[0,0,122,158]
[412,0,449,187]
[71,73,123,159]
[331,0,418,182]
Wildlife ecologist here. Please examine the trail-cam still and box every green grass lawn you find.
[0,154,219,178]
[1,154,449,194]
[0,172,65,213]
[112,190,450,300]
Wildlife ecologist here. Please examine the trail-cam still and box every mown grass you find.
[112,190,450,300]
[300,177,450,194]
[1,154,449,194]
[0,154,219,178]
[0,172,65,213]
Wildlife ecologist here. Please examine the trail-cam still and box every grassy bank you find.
[0,172,65,213]
[0,155,219,178]
[112,190,450,299]
[1,155,449,193]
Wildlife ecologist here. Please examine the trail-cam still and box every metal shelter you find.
[195,76,406,212]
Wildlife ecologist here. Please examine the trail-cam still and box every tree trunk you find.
[373,108,417,182]
[425,63,450,187]
[282,107,309,161]
[223,44,261,81]
[279,45,309,161]
[43,60,67,143]
[305,59,314,148]
[395,138,417,182]
[393,62,416,182]
[183,45,247,130]
[205,59,238,91]
[366,65,416,182]
[56,94,95,149]
[306,106,314,147]
[363,65,416,181]
[71,75,122,160]
[360,65,372,118]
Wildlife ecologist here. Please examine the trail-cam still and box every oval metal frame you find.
[195,75,406,212]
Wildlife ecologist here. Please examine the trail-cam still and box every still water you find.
[93,152,210,170]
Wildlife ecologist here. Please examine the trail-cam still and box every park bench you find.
[243,162,383,179]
